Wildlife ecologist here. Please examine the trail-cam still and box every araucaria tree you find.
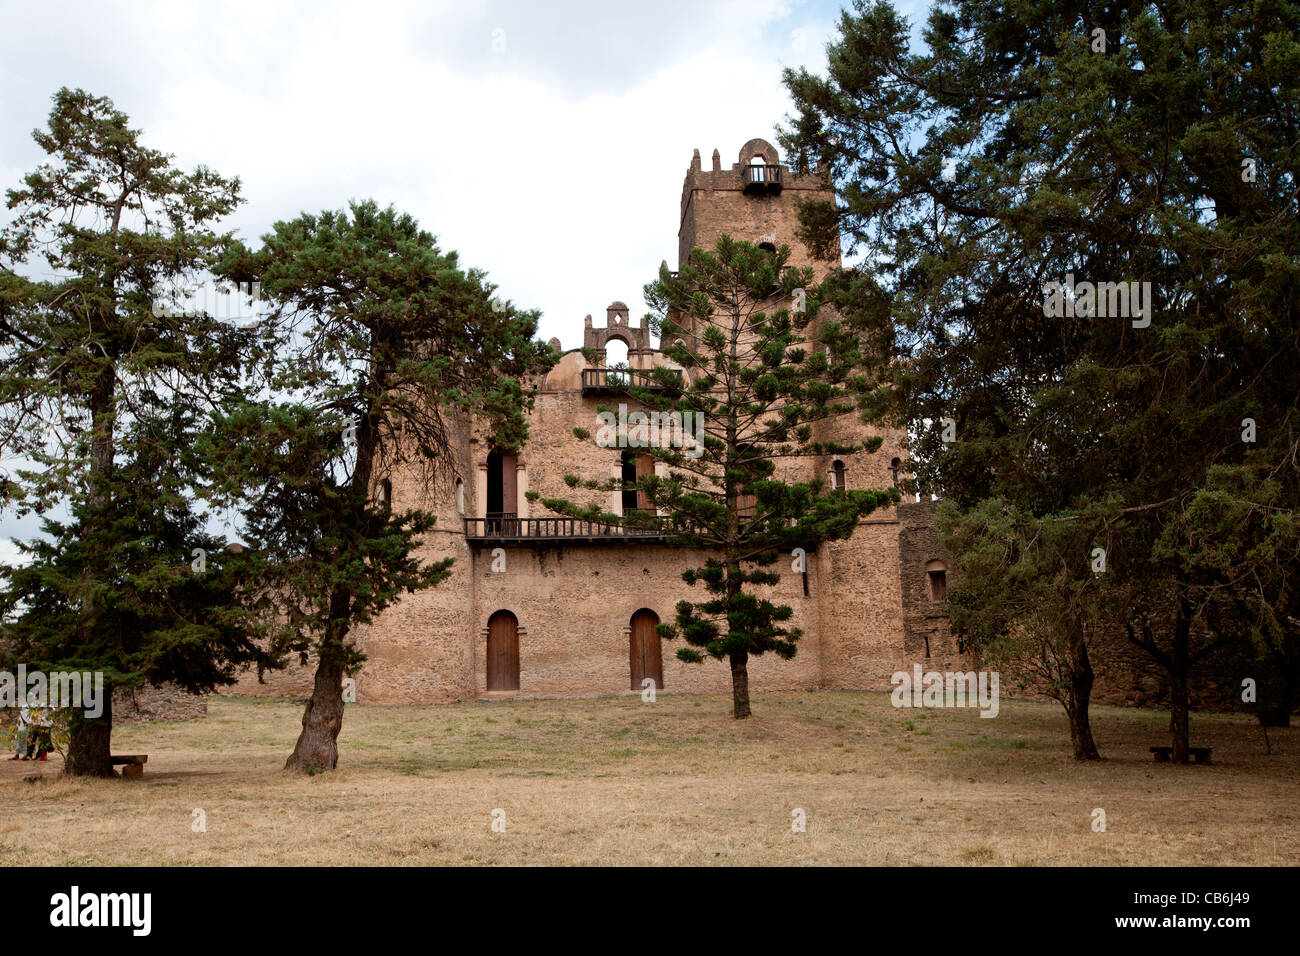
[0,89,266,775]
[538,236,897,718]
[219,201,553,772]
[783,0,1300,759]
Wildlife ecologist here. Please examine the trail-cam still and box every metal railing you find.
[464,514,696,542]
[580,368,678,392]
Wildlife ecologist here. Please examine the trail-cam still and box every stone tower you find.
[676,138,914,689]
[677,138,838,274]
[672,137,839,351]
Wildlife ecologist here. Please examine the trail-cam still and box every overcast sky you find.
[0,0,928,557]
[1,0,932,340]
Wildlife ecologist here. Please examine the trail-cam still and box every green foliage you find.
[212,199,553,766]
[782,0,1300,741]
[0,89,265,732]
[2,409,268,691]
[538,235,896,712]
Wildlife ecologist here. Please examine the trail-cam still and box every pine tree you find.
[782,0,1300,759]
[217,200,553,771]
[536,236,896,718]
[0,89,264,775]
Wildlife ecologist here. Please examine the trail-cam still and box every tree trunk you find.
[1258,696,1293,728]
[1257,648,1296,728]
[1065,627,1101,760]
[1169,600,1191,764]
[283,388,381,772]
[65,366,118,779]
[730,651,751,719]
[284,636,346,773]
[66,690,114,777]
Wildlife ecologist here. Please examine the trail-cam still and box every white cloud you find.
[2,0,854,348]
[0,0,896,558]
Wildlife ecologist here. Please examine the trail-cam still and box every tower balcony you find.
[464,514,679,545]
[742,163,783,194]
[581,367,680,395]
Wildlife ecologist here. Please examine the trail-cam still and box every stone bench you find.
[1150,746,1211,764]
[111,754,148,778]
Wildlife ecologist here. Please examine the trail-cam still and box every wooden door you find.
[500,453,517,517]
[629,609,663,691]
[636,454,654,511]
[487,611,519,691]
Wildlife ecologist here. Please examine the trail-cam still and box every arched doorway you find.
[486,610,520,691]
[629,608,663,691]
[604,337,629,384]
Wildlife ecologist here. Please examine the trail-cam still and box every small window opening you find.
[926,560,948,602]
[831,459,847,491]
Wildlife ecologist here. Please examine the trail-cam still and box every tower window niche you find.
[831,459,847,491]
[455,477,465,514]
[925,560,948,602]
[621,449,639,514]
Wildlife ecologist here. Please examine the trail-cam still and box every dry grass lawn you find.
[1,691,1296,865]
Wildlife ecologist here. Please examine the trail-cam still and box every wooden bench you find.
[111,754,148,778]
[1150,746,1212,764]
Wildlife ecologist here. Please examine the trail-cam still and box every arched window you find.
[486,610,520,691]
[831,459,847,491]
[454,477,465,514]
[604,338,629,384]
[381,478,392,509]
[748,154,767,182]
[629,608,663,691]
[890,457,901,487]
[758,241,776,254]
[926,560,948,602]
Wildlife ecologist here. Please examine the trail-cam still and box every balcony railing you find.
[479,512,519,536]
[581,367,680,394]
[743,163,783,194]
[465,514,696,544]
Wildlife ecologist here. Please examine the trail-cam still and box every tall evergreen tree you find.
[218,201,553,771]
[782,0,1300,759]
[536,236,896,718]
[0,89,264,775]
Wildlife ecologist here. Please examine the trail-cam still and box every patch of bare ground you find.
[0,692,1294,865]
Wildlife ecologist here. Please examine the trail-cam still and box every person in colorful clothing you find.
[27,693,52,761]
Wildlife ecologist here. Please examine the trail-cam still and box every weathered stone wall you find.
[215,136,1285,720]
[897,500,968,674]
[678,139,838,280]
[893,500,1262,713]
[112,682,207,723]
[218,137,916,706]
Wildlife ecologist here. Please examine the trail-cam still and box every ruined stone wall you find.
[894,499,1260,713]
[897,500,970,674]
[112,682,207,723]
